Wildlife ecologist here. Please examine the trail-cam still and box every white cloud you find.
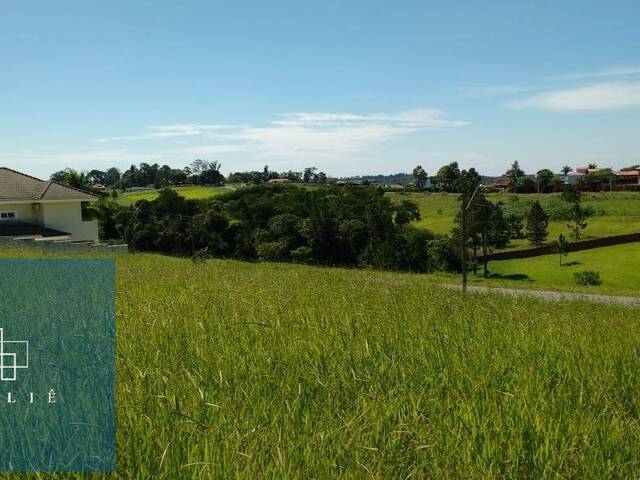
[268,109,467,128]
[93,109,467,163]
[97,124,241,142]
[205,109,466,162]
[507,82,640,111]
[4,108,469,178]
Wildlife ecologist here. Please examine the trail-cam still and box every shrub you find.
[574,270,602,286]
[289,246,313,263]
[256,241,288,261]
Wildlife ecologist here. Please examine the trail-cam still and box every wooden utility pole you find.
[191,216,196,263]
[482,231,488,278]
[461,205,468,292]
[461,184,483,293]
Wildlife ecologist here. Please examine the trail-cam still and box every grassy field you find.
[434,243,640,297]
[445,241,640,297]
[117,185,232,205]
[2,243,640,478]
[387,191,640,249]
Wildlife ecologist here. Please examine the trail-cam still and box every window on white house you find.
[0,211,18,220]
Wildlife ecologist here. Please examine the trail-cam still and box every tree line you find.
[50,159,225,191]
[90,171,592,275]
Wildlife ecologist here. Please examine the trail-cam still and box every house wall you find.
[41,202,99,241]
[0,203,41,224]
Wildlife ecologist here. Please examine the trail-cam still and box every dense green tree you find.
[561,185,581,203]
[506,213,525,239]
[525,201,549,246]
[536,169,556,192]
[105,167,121,186]
[87,169,107,185]
[412,165,429,189]
[50,168,92,191]
[394,200,421,225]
[515,176,536,193]
[436,162,460,192]
[303,167,318,183]
[505,161,525,186]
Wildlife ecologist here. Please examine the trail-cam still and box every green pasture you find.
[2,243,640,478]
[451,241,640,297]
[117,185,232,205]
[387,191,640,248]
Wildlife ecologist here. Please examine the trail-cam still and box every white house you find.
[0,167,99,242]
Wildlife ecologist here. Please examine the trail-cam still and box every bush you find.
[574,270,602,286]
[290,246,313,263]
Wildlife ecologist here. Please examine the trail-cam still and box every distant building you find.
[565,167,594,184]
[267,178,290,184]
[485,177,511,191]
[614,168,640,185]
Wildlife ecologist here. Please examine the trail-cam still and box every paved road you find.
[443,284,640,307]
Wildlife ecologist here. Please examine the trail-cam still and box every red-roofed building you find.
[614,169,640,185]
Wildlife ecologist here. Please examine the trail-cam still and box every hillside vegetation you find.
[2,244,640,478]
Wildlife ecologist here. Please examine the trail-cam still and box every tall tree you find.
[561,185,588,239]
[525,201,549,246]
[436,162,460,192]
[561,165,572,176]
[105,167,121,187]
[505,161,525,186]
[536,169,555,193]
[303,167,318,183]
[567,199,588,240]
[191,159,215,175]
[412,165,429,189]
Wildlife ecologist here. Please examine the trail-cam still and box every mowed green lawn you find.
[3,243,640,478]
[387,191,640,249]
[117,185,233,205]
[458,242,640,297]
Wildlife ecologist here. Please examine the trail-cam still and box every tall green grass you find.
[117,185,232,205]
[3,244,640,478]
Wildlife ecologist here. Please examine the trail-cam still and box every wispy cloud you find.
[97,124,241,142]
[549,66,640,81]
[465,66,640,112]
[507,82,640,111]
[4,108,468,177]
[94,109,467,162]
[462,85,540,97]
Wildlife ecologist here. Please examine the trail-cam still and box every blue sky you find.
[2,1,640,178]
